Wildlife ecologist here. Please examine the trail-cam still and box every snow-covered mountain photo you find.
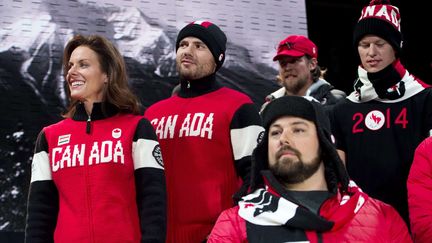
[0,0,307,233]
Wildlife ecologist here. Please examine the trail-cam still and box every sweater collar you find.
[178,73,221,98]
[72,102,119,121]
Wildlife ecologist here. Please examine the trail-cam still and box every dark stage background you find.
[307,0,431,93]
[0,0,430,242]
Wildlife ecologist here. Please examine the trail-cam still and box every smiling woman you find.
[62,35,141,118]
[25,34,167,243]
[66,45,108,110]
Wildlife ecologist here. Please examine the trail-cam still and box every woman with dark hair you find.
[25,34,166,243]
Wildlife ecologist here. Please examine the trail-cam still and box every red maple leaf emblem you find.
[371,113,381,124]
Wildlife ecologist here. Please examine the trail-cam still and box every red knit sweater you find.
[145,87,263,242]
[26,103,166,243]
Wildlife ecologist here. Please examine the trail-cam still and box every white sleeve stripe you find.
[133,139,164,170]
[231,125,264,160]
[31,151,52,182]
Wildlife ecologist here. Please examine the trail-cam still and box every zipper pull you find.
[86,115,91,134]
[187,81,190,88]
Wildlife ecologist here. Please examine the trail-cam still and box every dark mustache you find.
[275,145,300,159]
[181,52,193,59]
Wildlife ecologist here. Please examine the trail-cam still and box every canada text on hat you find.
[353,0,402,52]
[273,35,317,61]
[358,0,400,31]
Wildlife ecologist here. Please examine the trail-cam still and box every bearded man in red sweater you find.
[144,20,263,243]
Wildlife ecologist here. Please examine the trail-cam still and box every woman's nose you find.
[67,65,76,75]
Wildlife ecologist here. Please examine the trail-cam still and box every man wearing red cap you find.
[261,35,345,112]
[330,0,432,228]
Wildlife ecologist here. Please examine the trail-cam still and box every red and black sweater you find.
[25,103,166,243]
[144,74,264,243]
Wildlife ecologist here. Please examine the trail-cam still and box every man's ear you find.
[309,57,318,70]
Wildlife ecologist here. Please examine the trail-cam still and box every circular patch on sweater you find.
[112,128,122,139]
[152,144,163,167]
[365,110,385,131]
[257,131,265,144]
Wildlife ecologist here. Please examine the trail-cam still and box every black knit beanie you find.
[353,0,402,53]
[176,20,227,71]
[249,96,349,194]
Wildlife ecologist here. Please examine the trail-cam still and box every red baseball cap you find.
[273,35,318,61]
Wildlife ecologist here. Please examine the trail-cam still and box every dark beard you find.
[270,145,321,185]
[178,69,201,81]
[176,58,215,81]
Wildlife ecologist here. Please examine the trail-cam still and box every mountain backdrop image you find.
[0,0,307,233]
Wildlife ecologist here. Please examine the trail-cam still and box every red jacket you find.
[408,136,432,243]
[209,179,412,243]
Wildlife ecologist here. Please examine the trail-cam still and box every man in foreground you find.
[209,96,411,242]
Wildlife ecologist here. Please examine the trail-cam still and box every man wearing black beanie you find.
[208,96,411,242]
[144,20,263,243]
[330,0,432,228]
